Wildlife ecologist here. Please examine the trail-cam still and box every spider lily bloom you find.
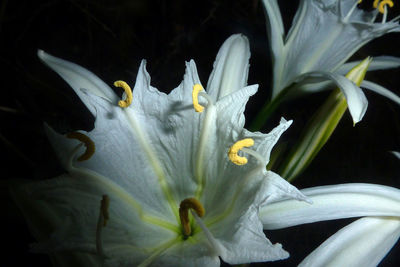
[10,36,309,266]
[254,0,400,129]
[260,183,400,266]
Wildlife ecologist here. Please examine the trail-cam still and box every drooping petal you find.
[260,183,400,230]
[38,50,119,115]
[361,80,400,106]
[295,71,368,124]
[299,217,400,267]
[206,34,250,100]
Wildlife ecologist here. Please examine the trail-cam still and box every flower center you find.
[179,198,205,237]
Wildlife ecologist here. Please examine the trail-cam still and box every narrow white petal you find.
[207,34,250,100]
[299,217,400,267]
[261,0,284,60]
[362,80,400,106]
[296,71,368,124]
[38,50,119,115]
[261,0,285,95]
[338,56,400,74]
[260,183,400,230]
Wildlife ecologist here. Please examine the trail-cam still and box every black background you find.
[1,0,400,266]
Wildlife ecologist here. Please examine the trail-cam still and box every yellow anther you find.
[192,84,205,112]
[100,195,110,227]
[374,0,394,13]
[358,0,362,3]
[66,132,95,161]
[228,138,255,165]
[114,80,133,108]
[179,198,205,236]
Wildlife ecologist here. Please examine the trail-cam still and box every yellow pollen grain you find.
[114,80,133,108]
[179,197,205,236]
[228,138,254,165]
[66,132,95,161]
[100,195,110,227]
[192,84,205,112]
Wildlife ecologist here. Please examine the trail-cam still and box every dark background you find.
[1,0,400,266]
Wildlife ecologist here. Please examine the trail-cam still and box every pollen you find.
[192,84,205,112]
[228,138,255,165]
[374,0,394,13]
[114,80,133,108]
[66,132,95,161]
[100,195,110,227]
[179,198,205,236]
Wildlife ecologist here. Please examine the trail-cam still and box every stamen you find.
[191,210,224,257]
[228,138,255,165]
[179,198,205,236]
[66,132,95,161]
[192,84,205,112]
[374,0,394,14]
[114,80,133,108]
[343,0,363,21]
[96,195,110,260]
[100,194,110,226]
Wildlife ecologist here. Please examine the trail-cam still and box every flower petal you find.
[392,151,400,160]
[38,50,119,115]
[9,180,100,266]
[299,217,400,267]
[361,80,400,106]
[24,174,176,258]
[296,71,368,124]
[261,0,285,65]
[206,34,250,100]
[338,56,400,74]
[260,183,400,230]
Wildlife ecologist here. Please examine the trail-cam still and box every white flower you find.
[11,35,308,266]
[260,183,400,266]
[262,0,400,124]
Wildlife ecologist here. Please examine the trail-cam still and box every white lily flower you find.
[260,183,400,266]
[262,0,400,123]
[11,35,310,266]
